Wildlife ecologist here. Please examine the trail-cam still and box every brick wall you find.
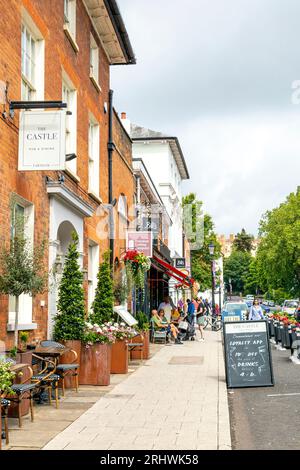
[0,0,133,346]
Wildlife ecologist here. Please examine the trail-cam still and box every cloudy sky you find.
[111,0,300,235]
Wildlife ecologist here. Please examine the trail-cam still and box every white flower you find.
[120,322,125,327]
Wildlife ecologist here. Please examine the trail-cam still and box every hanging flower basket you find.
[122,250,151,289]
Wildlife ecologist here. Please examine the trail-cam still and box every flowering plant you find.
[82,322,116,346]
[122,250,151,289]
[113,322,137,341]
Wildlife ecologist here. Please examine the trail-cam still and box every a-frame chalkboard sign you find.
[223,320,274,388]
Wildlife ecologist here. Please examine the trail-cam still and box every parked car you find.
[246,295,255,302]
[221,302,249,322]
[282,300,299,315]
[261,304,271,314]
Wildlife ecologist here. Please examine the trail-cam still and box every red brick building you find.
[0,0,135,347]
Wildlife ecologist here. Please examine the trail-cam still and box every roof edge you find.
[104,0,136,65]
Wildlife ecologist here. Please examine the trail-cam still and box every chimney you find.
[120,112,131,136]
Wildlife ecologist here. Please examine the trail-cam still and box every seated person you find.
[171,309,181,325]
[158,309,182,344]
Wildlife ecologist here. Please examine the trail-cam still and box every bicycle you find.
[203,313,223,331]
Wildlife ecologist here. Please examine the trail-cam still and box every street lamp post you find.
[209,243,216,316]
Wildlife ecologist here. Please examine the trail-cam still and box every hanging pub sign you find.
[18,110,66,171]
[126,231,153,257]
[223,321,274,389]
[175,258,186,269]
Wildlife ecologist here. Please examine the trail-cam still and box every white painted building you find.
[121,118,190,260]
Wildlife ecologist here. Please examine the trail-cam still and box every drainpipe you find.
[108,89,115,267]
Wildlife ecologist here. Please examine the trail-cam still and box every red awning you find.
[152,255,194,288]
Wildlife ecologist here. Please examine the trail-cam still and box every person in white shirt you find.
[158,296,173,323]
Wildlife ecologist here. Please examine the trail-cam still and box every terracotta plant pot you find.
[59,340,82,389]
[111,339,128,374]
[130,331,150,360]
[79,343,111,386]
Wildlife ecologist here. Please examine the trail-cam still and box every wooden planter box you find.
[59,340,82,389]
[130,331,150,360]
[110,340,128,374]
[79,343,111,386]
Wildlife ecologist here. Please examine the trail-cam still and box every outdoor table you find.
[34,345,71,358]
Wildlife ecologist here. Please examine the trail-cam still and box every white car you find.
[246,295,255,301]
[282,300,299,315]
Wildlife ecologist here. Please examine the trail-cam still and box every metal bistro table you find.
[33,344,71,403]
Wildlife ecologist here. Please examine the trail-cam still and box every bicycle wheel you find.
[214,319,223,331]
[203,316,210,330]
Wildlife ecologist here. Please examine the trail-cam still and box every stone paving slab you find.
[43,330,232,450]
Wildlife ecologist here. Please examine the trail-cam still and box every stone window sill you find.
[90,75,101,93]
[7,323,37,332]
[88,191,102,204]
[64,167,80,183]
[63,25,79,53]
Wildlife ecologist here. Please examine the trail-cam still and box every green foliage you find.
[8,347,17,359]
[19,331,29,346]
[256,189,300,297]
[54,232,86,341]
[243,258,262,295]
[90,251,114,325]
[233,228,254,253]
[224,250,252,294]
[136,311,149,332]
[113,270,128,305]
[0,360,16,395]
[182,193,221,290]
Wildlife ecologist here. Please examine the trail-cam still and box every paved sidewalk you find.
[43,331,232,451]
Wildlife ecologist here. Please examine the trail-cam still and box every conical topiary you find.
[90,251,114,324]
[54,232,86,341]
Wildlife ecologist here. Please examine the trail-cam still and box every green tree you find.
[0,207,46,347]
[244,257,261,295]
[90,251,114,324]
[224,250,252,294]
[54,232,85,341]
[233,228,254,253]
[256,189,300,297]
[182,193,221,290]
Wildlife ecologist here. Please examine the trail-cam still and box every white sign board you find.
[113,306,138,327]
[18,110,66,171]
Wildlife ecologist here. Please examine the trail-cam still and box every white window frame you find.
[88,114,100,196]
[8,196,36,331]
[88,242,99,313]
[62,72,77,175]
[118,195,128,221]
[63,0,78,52]
[90,34,100,90]
[21,9,44,101]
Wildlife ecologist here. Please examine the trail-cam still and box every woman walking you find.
[248,298,265,321]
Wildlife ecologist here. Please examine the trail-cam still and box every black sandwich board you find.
[223,320,274,388]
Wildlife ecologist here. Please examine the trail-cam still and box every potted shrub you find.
[90,251,114,325]
[53,233,85,387]
[16,331,32,365]
[0,205,47,348]
[130,312,150,361]
[79,322,115,386]
[111,323,136,374]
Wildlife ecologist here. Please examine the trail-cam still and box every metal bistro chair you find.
[31,354,60,409]
[39,341,80,396]
[150,323,167,344]
[0,398,10,450]
[9,365,37,428]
